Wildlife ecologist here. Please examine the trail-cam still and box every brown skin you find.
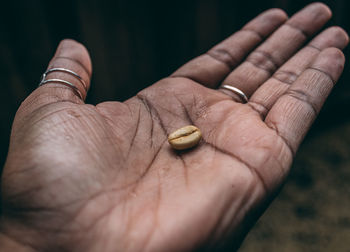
[0,3,348,252]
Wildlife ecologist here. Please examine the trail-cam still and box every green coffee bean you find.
[168,125,202,150]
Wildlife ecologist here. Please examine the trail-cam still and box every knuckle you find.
[207,48,239,69]
[246,50,278,74]
[285,89,318,115]
[248,101,269,118]
[273,70,299,85]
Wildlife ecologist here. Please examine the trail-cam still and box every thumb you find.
[19,39,92,115]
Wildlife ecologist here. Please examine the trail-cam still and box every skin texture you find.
[0,3,348,252]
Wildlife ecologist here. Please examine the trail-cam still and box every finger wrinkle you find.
[264,120,296,157]
[241,28,265,40]
[283,88,319,116]
[135,94,168,137]
[306,44,321,52]
[273,70,299,85]
[283,23,309,38]
[246,50,279,75]
[173,95,195,125]
[247,101,269,119]
[206,49,240,70]
[126,106,141,159]
[203,141,269,194]
[307,66,336,85]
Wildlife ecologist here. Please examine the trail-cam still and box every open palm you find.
[1,3,348,252]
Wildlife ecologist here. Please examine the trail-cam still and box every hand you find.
[1,3,348,252]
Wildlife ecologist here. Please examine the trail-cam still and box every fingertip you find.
[55,39,92,77]
[307,2,332,18]
[259,8,288,23]
[263,8,288,21]
[321,47,345,63]
[35,39,93,102]
[329,26,349,48]
[313,47,345,82]
[58,38,82,47]
[310,26,349,50]
[244,7,288,36]
[286,2,333,37]
[335,26,350,46]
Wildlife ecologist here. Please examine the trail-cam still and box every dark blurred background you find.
[0,0,349,251]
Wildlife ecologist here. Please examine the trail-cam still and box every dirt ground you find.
[240,121,350,251]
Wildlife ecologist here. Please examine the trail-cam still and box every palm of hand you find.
[4,78,289,251]
[1,3,348,252]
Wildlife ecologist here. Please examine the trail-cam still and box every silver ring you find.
[220,85,248,103]
[40,67,87,92]
[39,78,84,100]
[39,68,86,100]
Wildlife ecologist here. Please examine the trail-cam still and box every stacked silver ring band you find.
[39,68,86,100]
[220,84,248,103]
[39,68,248,104]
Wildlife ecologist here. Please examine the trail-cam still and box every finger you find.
[249,26,349,117]
[265,48,345,155]
[171,8,288,87]
[220,2,332,101]
[25,39,92,111]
